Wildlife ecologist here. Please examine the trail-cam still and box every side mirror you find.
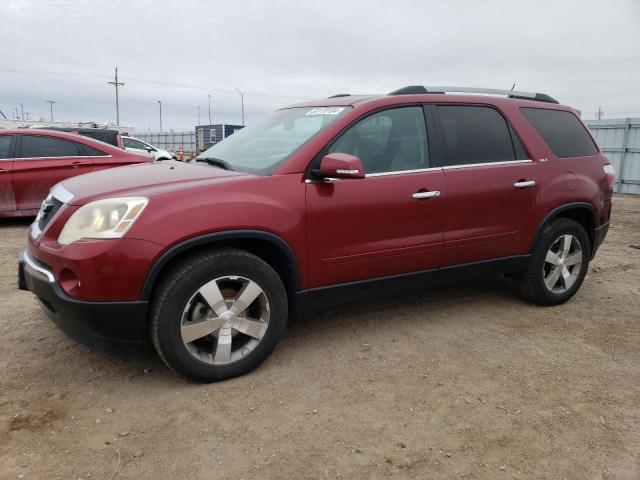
[145,146,153,152]
[317,153,365,180]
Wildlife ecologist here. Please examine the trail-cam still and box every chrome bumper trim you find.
[21,251,55,284]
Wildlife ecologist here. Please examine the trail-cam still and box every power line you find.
[1,67,308,101]
[108,67,125,125]
[45,99,57,121]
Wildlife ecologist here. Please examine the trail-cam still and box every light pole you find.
[157,100,162,132]
[235,88,244,126]
[207,94,212,125]
[197,105,201,126]
[46,100,57,121]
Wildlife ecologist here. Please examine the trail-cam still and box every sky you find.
[1,0,639,132]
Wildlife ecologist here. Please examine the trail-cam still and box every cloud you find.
[1,0,639,131]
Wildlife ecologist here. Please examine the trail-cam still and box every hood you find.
[60,160,249,205]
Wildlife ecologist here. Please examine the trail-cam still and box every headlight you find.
[58,197,148,245]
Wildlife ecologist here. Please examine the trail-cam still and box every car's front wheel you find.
[518,218,591,306]
[150,248,288,382]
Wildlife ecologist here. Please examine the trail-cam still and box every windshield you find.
[195,106,350,175]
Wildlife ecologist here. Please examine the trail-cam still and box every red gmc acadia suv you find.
[18,86,614,382]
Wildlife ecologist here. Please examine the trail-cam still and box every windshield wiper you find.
[195,157,233,171]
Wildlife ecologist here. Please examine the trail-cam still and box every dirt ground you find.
[0,195,638,480]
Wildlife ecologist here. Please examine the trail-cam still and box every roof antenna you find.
[510,83,516,91]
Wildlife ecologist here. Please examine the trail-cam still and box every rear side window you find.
[521,108,597,158]
[437,106,519,166]
[20,135,81,158]
[79,144,109,156]
[0,135,13,159]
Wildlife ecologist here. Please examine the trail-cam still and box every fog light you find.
[59,268,81,295]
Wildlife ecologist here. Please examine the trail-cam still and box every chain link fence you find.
[136,131,196,155]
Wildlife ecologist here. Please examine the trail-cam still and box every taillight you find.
[603,164,616,190]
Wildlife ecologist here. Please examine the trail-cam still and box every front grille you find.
[38,197,64,231]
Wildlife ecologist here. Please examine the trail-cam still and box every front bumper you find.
[19,251,148,357]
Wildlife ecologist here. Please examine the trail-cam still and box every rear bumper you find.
[592,222,610,259]
[19,251,148,357]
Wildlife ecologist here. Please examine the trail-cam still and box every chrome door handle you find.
[412,190,440,199]
[514,180,536,189]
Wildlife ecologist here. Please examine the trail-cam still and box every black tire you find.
[518,218,591,306]
[150,248,288,382]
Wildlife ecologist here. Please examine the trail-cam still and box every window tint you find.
[437,106,517,166]
[0,135,13,159]
[20,135,81,158]
[521,108,597,158]
[79,144,108,156]
[329,106,428,174]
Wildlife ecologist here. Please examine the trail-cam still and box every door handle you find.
[412,190,440,200]
[71,161,89,168]
[514,180,536,189]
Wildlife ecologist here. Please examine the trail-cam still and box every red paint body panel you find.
[24,94,612,305]
[0,129,153,218]
[306,171,445,286]
[442,162,539,265]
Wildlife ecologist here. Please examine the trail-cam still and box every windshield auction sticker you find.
[306,107,346,115]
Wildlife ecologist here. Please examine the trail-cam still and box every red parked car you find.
[0,129,153,218]
[19,86,614,382]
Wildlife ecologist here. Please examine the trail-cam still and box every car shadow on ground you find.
[17,265,523,385]
[0,217,35,228]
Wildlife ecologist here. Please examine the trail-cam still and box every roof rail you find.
[327,93,351,98]
[389,85,559,104]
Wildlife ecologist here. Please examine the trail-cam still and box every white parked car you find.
[122,136,176,161]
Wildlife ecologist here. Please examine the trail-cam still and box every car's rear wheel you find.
[518,218,591,305]
[150,248,287,382]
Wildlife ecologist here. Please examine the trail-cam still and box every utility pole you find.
[13,107,19,120]
[197,105,201,125]
[235,88,245,126]
[157,100,163,132]
[207,94,212,125]
[594,106,604,120]
[19,103,24,121]
[108,67,125,125]
[46,100,57,121]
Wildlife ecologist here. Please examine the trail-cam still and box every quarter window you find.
[329,106,428,174]
[437,106,518,166]
[521,108,597,158]
[0,135,13,159]
[20,135,81,158]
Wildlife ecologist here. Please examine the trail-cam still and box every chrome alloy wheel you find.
[543,234,583,294]
[180,276,270,365]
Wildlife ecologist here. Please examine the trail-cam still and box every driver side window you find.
[329,106,429,174]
